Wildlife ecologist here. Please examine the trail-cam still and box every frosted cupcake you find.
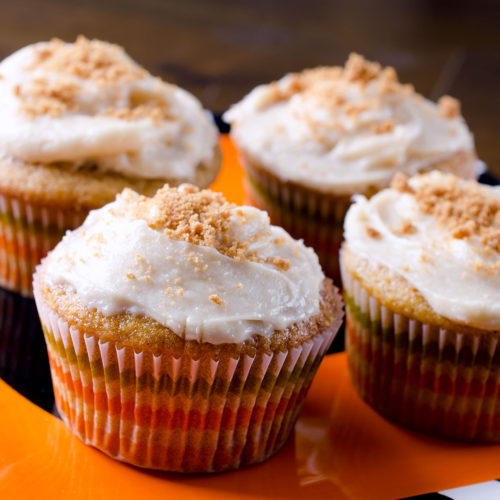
[224,53,480,282]
[341,171,500,442]
[0,36,220,296]
[33,184,343,472]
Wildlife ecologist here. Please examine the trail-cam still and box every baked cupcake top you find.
[40,184,325,344]
[224,54,477,194]
[344,171,500,330]
[0,36,218,183]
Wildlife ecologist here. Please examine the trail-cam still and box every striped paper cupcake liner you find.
[0,192,86,297]
[341,260,500,442]
[34,283,340,473]
[243,158,351,285]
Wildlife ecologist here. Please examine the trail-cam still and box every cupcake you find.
[341,171,500,441]
[0,36,220,296]
[33,184,343,472]
[224,53,480,282]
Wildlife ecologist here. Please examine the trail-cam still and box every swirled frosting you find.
[0,36,218,182]
[41,184,324,343]
[224,54,478,194]
[344,171,500,330]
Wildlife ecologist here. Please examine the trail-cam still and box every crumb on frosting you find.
[266,256,291,271]
[393,219,417,236]
[124,185,292,271]
[438,95,461,119]
[209,294,224,305]
[15,36,177,123]
[391,173,415,194]
[366,226,382,239]
[27,35,146,84]
[16,76,80,118]
[414,174,500,256]
[252,53,461,139]
[372,119,394,134]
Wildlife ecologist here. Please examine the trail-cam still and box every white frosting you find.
[42,189,324,343]
[224,68,477,194]
[344,172,500,330]
[0,40,218,181]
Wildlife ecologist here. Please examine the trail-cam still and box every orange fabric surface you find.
[209,134,246,205]
[1,136,500,499]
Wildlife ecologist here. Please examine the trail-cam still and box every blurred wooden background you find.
[0,0,499,175]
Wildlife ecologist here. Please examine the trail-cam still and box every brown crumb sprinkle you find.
[27,36,146,85]
[15,36,172,120]
[366,226,382,239]
[99,104,175,126]
[259,53,408,113]
[125,185,292,271]
[16,76,80,118]
[390,173,415,194]
[209,294,224,305]
[266,256,291,271]
[438,95,461,119]
[372,119,394,134]
[415,174,500,255]
[393,219,417,236]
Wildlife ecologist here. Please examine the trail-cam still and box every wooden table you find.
[0,0,499,174]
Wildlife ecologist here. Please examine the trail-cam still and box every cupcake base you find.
[34,282,342,472]
[342,259,500,443]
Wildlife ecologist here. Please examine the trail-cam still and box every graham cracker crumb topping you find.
[393,219,418,236]
[271,53,407,103]
[14,36,178,123]
[16,76,80,118]
[372,119,394,134]
[414,175,500,255]
[255,53,462,139]
[438,95,461,119]
[28,36,146,84]
[344,53,384,85]
[366,226,382,239]
[391,173,415,194]
[128,185,292,271]
[209,294,225,305]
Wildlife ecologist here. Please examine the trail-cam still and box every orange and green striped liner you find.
[34,279,341,473]
[243,159,350,285]
[341,258,500,442]
[0,193,86,296]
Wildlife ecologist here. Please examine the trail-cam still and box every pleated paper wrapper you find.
[34,282,341,472]
[242,157,350,285]
[342,261,500,442]
[0,192,86,296]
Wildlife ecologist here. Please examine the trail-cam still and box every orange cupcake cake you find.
[224,54,481,283]
[0,36,220,296]
[33,184,343,472]
[341,171,500,441]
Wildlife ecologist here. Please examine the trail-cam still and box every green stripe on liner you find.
[104,363,119,382]
[89,359,104,377]
[345,293,407,350]
[120,368,135,388]
[344,294,373,330]
[0,212,66,238]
